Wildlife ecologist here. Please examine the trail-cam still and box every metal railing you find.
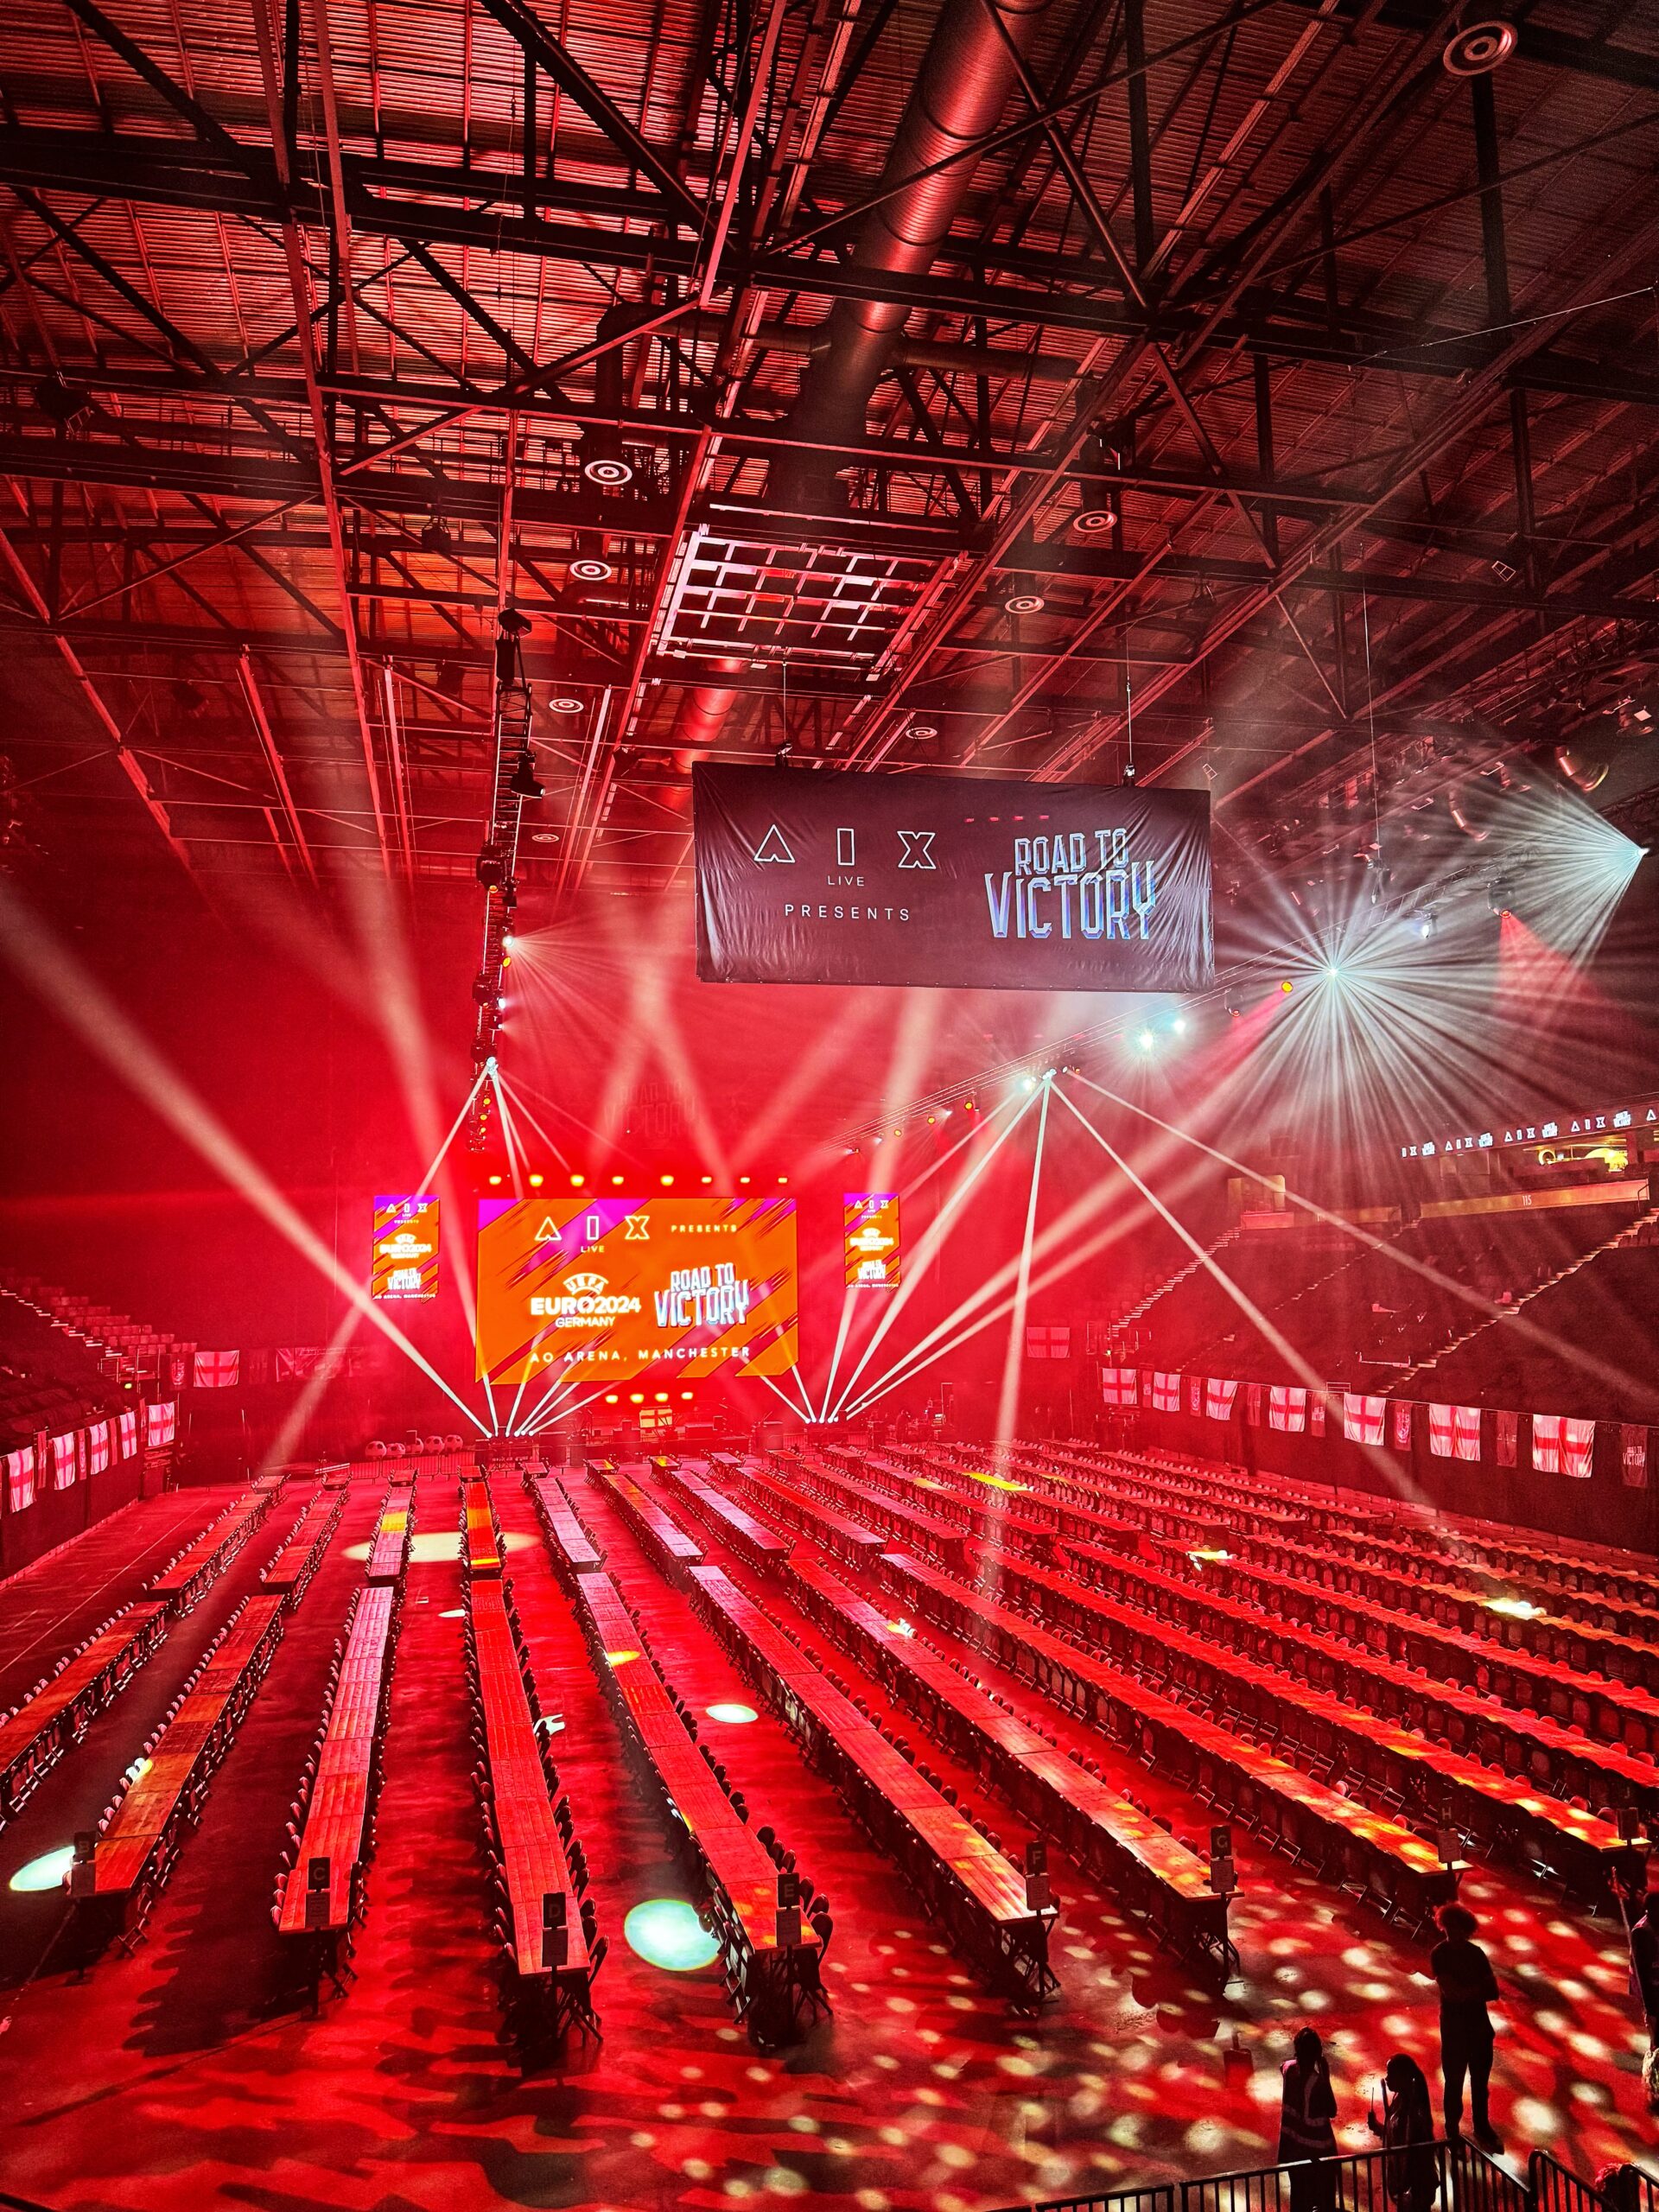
[1529,2152,1616,2212]
[990,2139,1644,2212]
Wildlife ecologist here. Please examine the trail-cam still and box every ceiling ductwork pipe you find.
[671,0,1060,760]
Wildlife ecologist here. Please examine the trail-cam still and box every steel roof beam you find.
[472,0,703,229]
[1281,0,1659,91]
[8,132,1659,407]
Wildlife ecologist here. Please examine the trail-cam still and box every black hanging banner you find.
[693,763,1212,991]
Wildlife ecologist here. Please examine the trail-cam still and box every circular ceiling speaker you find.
[909,721,938,740]
[1442,18,1516,73]
[1073,507,1115,535]
[582,454,633,487]
[1003,588,1046,614]
[549,695,585,715]
[569,556,613,582]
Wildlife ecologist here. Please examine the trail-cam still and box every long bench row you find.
[650,1457,792,1574]
[773,1450,968,1569]
[260,1487,347,1605]
[1046,1441,1654,1621]
[1206,1518,1659,1689]
[146,1487,277,1616]
[466,1573,602,2050]
[785,1550,1235,1978]
[570,1564,822,2047]
[588,1459,705,1573]
[720,1458,887,1570]
[1116,1445,1645,1592]
[274,1582,402,2000]
[461,1477,503,1580]
[365,1487,416,1586]
[79,1593,288,1945]
[686,1559,1057,2010]
[1268,1511,1659,1644]
[957,1442,1659,1752]
[525,1471,605,1581]
[878,1548,1456,1932]
[988,1543,1630,1899]
[0,1601,168,1822]
[823,1443,1068,1558]
[1064,1536,1659,1830]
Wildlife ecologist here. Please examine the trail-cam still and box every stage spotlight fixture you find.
[739,1174,751,1184]
[1323,963,1342,981]
[570,1173,585,1187]
[660,1173,674,1186]
[628,1391,645,1405]
[774,741,794,768]
[1043,1068,1057,1079]
[1280,980,1294,995]
[1443,17,1516,74]
[1417,912,1437,940]
[1137,1029,1155,1052]
[582,451,633,488]
[509,749,544,801]
[701,1173,713,1185]
[475,845,506,890]
[1122,758,1138,784]
[778,1174,789,1185]
[488,1173,503,1187]
[529,1173,544,1188]
[419,518,454,556]
[611,1174,624,1185]
[681,1390,693,1402]
[1020,1076,1037,1093]
[604,1393,619,1405]
[1171,1017,1186,1035]
[471,974,498,1007]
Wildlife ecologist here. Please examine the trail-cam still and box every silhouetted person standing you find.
[1369,2053,1439,2212]
[1279,2026,1339,2212]
[1430,1902,1503,2150]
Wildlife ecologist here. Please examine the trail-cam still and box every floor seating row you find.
[465,1573,601,2049]
[0,1601,168,1822]
[273,1582,402,2000]
[569,1564,822,2047]
[685,1559,1057,2009]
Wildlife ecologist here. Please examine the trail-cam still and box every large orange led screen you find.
[475,1194,798,1387]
